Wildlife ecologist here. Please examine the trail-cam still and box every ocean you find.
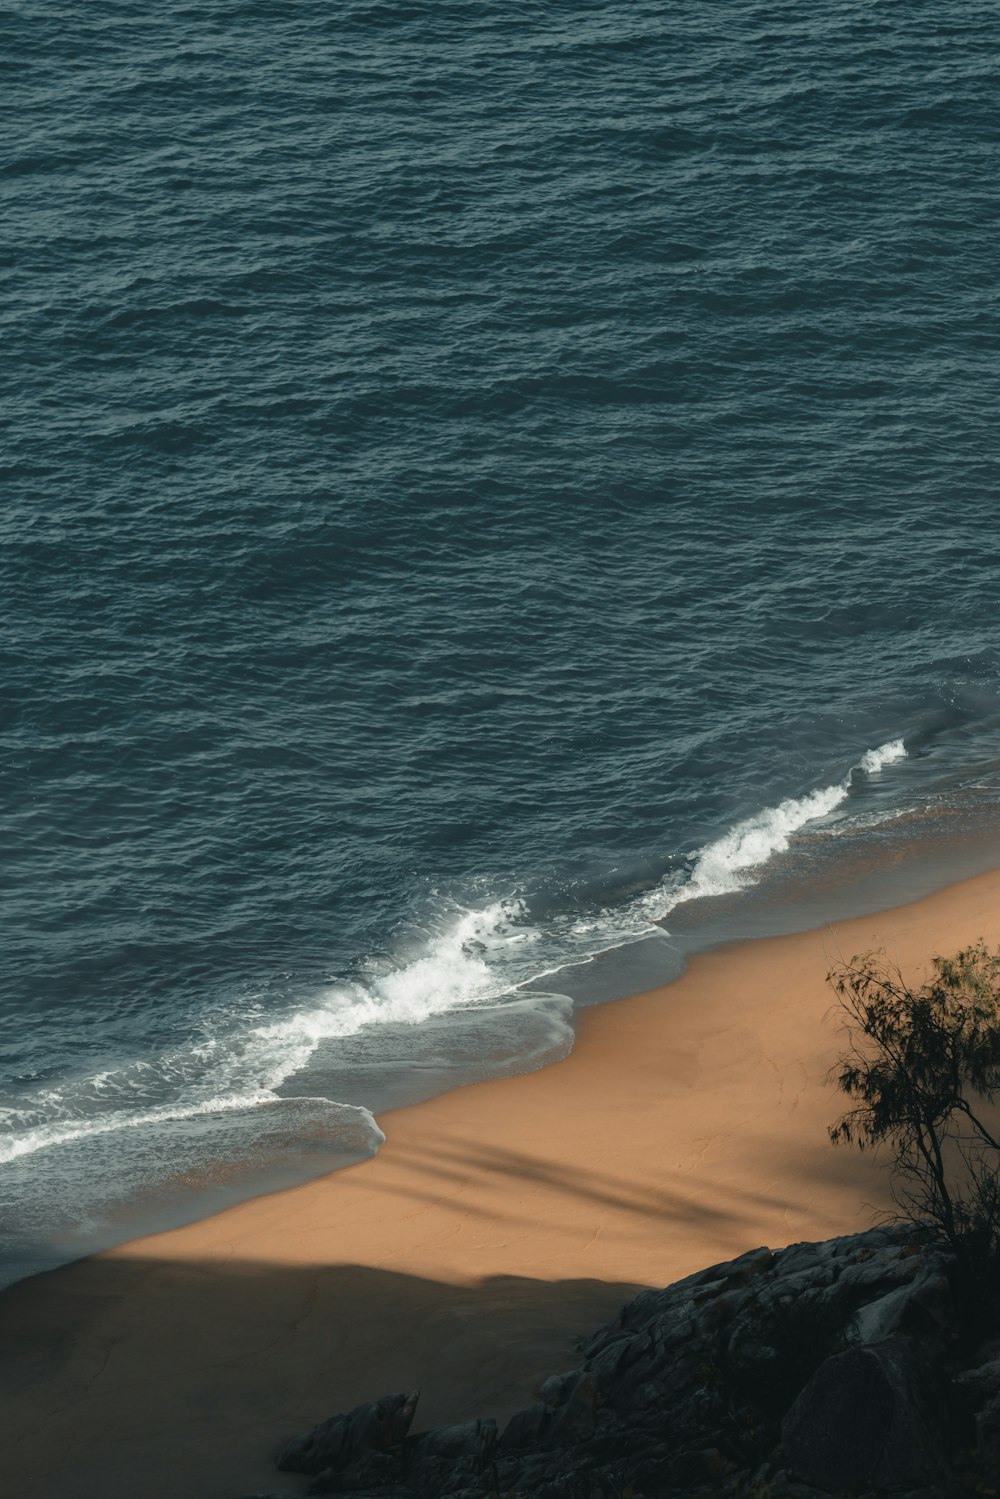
[3,0,1000,1286]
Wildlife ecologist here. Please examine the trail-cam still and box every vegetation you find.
[829,941,1000,1270]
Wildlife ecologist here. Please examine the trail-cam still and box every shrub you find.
[829,942,1000,1269]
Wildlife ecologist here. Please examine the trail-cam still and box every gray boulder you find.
[249,1225,997,1499]
[500,1370,598,1453]
[781,1335,943,1492]
[277,1390,420,1476]
[305,1416,498,1497]
[412,1417,497,1461]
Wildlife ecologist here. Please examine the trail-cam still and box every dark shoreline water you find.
[5,0,1000,1286]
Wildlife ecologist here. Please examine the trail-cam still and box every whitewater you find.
[0,737,908,1182]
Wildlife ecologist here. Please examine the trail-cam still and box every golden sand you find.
[4,868,1000,1497]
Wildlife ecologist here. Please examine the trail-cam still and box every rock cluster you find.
[242,1225,1000,1498]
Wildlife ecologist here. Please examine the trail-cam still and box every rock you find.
[539,1371,598,1445]
[665,1444,735,1486]
[760,1473,839,1498]
[499,1402,548,1452]
[974,1391,1000,1469]
[501,1371,598,1455]
[277,1390,420,1475]
[249,1225,988,1499]
[781,1335,943,1493]
[846,1269,954,1347]
[953,1352,1000,1397]
[307,1448,410,1494]
[411,1417,497,1460]
[537,1369,581,1406]
[306,1418,498,1496]
[312,1489,414,1499]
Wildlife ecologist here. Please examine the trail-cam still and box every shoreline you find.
[4,865,1000,1497]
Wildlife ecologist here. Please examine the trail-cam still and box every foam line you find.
[0,740,906,1168]
[0,1092,384,1167]
[670,737,907,909]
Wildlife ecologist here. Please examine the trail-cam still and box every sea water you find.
[4,0,1000,1284]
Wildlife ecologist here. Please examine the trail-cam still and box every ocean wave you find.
[0,1087,383,1168]
[0,902,538,1167]
[855,739,907,776]
[666,737,907,909]
[0,739,908,1172]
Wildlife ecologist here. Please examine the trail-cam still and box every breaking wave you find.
[0,739,907,1175]
[669,738,907,908]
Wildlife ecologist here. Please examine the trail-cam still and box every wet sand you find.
[3,867,1000,1498]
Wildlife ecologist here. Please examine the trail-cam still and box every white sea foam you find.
[855,737,906,775]
[0,1088,384,1167]
[248,899,540,1080]
[0,742,906,1171]
[675,783,849,904]
[0,902,532,1166]
[662,736,907,912]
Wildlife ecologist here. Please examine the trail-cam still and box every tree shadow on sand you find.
[0,1131,886,1499]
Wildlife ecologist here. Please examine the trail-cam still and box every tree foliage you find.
[829,941,1000,1263]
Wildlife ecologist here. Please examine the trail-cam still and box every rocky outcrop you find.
[277,1390,421,1479]
[242,1224,1000,1498]
[781,1337,943,1493]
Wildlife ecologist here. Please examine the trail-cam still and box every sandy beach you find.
[3,868,1000,1498]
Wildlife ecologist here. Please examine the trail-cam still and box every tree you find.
[829,941,1000,1266]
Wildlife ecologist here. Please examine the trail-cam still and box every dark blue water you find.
[4,0,1000,1283]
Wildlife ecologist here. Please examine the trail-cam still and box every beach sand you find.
[4,868,1000,1498]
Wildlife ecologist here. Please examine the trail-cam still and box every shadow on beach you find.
[0,1247,642,1499]
[0,1114,892,1499]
